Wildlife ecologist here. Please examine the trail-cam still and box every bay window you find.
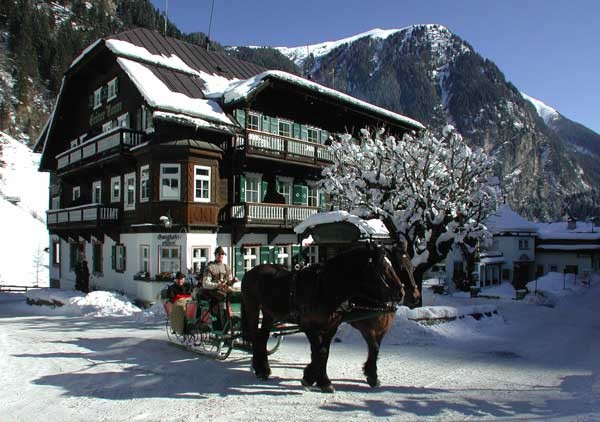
[160,164,181,201]
[194,165,211,202]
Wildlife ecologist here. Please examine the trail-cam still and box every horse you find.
[348,245,421,387]
[241,242,403,393]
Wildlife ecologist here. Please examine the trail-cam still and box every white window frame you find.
[243,246,259,272]
[159,245,180,273]
[160,164,181,201]
[124,172,136,211]
[275,245,291,268]
[248,112,260,131]
[115,244,126,272]
[117,112,129,128]
[307,246,319,265]
[191,246,210,275]
[140,165,150,203]
[277,176,293,205]
[51,196,60,210]
[245,172,261,203]
[193,165,211,203]
[278,120,291,137]
[140,245,150,273]
[52,240,60,266]
[307,127,320,143]
[93,87,102,110]
[111,176,121,203]
[92,180,102,203]
[518,239,529,250]
[307,184,319,207]
[102,121,114,133]
[107,77,118,102]
[72,186,80,202]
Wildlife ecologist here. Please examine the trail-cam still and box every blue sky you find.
[151,0,599,134]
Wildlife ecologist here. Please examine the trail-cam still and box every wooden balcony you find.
[231,129,334,166]
[47,204,120,229]
[227,202,318,227]
[55,128,145,172]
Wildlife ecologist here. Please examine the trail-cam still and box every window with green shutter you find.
[234,247,245,280]
[260,246,271,265]
[293,123,301,139]
[270,117,278,134]
[291,245,301,268]
[320,130,329,144]
[300,125,308,140]
[238,175,246,203]
[234,109,246,127]
[262,115,270,133]
[261,180,268,202]
[292,184,308,205]
[319,191,327,211]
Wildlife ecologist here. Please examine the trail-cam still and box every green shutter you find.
[234,247,245,280]
[270,117,278,134]
[319,191,327,211]
[114,77,119,95]
[260,246,271,265]
[122,246,126,271]
[101,86,108,101]
[301,125,308,140]
[320,130,329,144]
[291,245,301,268]
[235,109,246,127]
[238,174,246,203]
[261,180,268,202]
[111,245,116,270]
[292,123,301,139]
[292,184,308,205]
[262,115,270,133]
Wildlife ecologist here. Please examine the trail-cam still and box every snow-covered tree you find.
[321,126,498,291]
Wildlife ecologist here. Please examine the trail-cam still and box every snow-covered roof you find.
[294,211,390,238]
[480,256,505,265]
[485,205,538,234]
[223,70,425,130]
[535,221,600,240]
[537,244,600,251]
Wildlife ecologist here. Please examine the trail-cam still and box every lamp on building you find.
[159,212,172,229]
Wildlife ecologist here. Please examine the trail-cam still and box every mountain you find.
[269,25,600,220]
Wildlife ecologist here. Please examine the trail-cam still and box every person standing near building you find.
[74,254,90,293]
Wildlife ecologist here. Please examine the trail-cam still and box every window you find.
[141,105,153,131]
[52,241,60,266]
[124,172,136,210]
[565,265,578,275]
[191,247,210,274]
[51,196,60,210]
[502,269,510,280]
[160,246,180,273]
[111,176,121,203]
[140,245,150,273]
[117,112,129,128]
[93,87,102,109]
[69,242,83,271]
[307,128,319,143]
[243,246,259,272]
[518,239,529,250]
[248,112,260,130]
[72,186,80,202]
[107,77,118,101]
[277,177,292,204]
[92,181,101,203]
[245,174,261,203]
[140,165,150,202]
[307,246,319,265]
[194,165,211,202]
[307,186,319,207]
[102,120,116,132]
[114,244,126,272]
[92,242,103,274]
[160,164,180,201]
[275,245,291,268]
[278,120,291,137]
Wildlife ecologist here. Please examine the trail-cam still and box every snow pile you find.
[479,282,519,299]
[400,304,497,321]
[25,289,143,317]
[294,210,389,237]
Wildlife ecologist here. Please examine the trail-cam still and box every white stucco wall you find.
[536,251,594,275]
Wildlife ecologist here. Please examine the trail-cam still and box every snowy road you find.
[1,287,599,421]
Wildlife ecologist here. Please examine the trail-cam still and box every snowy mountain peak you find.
[521,92,560,124]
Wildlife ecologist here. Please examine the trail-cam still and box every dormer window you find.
[93,87,102,110]
[107,77,118,102]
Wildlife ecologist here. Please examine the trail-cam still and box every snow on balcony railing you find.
[46,204,120,226]
[55,128,144,170]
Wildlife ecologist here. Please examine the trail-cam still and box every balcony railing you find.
[55,128,145,170]
[229,202,318,226]
[233,129,334,164]
[47,204,120,227]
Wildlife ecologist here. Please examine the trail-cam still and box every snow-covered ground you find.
[0,132,49,287]
[1,276,599,421]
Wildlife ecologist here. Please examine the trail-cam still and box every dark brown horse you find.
[349,245,421,387]
[241,243,402,393]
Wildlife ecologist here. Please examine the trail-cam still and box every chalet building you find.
[34,28,424,303]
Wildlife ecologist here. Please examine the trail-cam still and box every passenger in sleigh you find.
[166,271,193,334]
[200,246,240,329]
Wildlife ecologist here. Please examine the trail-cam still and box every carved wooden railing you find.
[46,204,120,227]
[228,202,318,225]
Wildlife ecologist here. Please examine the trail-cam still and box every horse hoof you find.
[367,377,381,388]
[301,378,315,387]
[256,373,270,381]
[319,384,335,394]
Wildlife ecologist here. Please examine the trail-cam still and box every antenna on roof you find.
[164,0,168,36]
[207,0,215,51]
